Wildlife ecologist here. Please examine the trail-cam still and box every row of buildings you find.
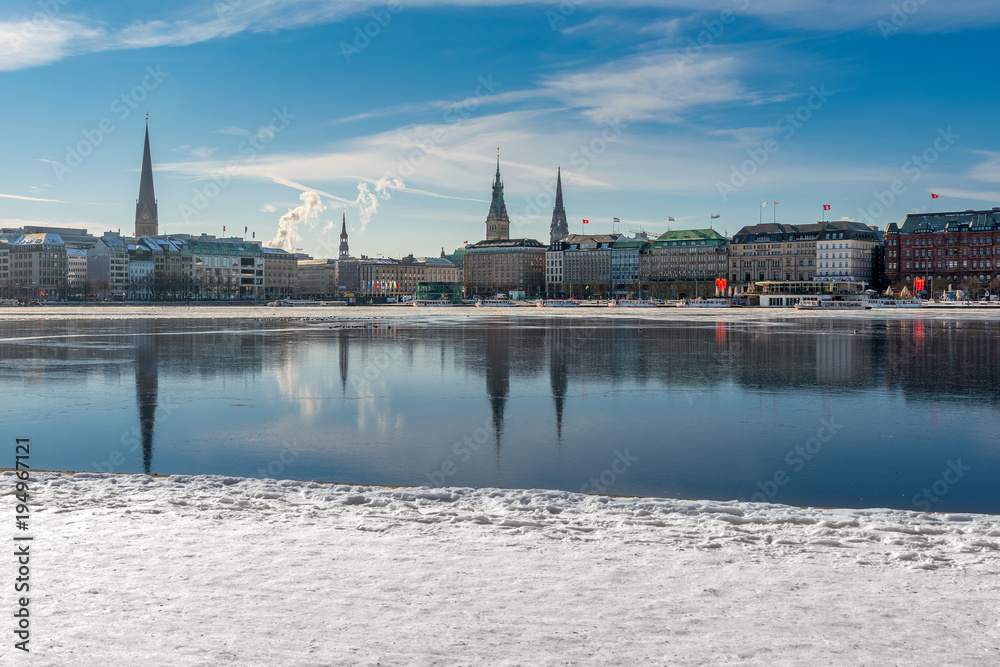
[461,159,1000,299]
[4,124,999,301]
[0,224,464,301]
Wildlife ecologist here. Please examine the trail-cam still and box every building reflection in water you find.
[484,327,510,452]
[134,323,158,475]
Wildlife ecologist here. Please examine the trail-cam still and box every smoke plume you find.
[354,177,404,232]
[267,191,326,252]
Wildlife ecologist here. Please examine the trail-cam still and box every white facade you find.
[66,248,88,290]
[129,258,154,299]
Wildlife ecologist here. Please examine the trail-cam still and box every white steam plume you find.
[266,191,326,252]
[354,177,405,232]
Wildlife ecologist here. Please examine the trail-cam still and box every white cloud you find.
[260,204,277,213]
[0,193,68,203]
[4,1,1000,71]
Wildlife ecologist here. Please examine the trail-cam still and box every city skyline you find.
[2,2,1000,258]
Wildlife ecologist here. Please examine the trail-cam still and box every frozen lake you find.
[2,310,999,513]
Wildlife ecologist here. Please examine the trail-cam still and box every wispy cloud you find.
[4,1,999,72]
[0,193,68,203]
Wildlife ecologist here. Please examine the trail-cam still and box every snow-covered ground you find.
[2,303,1000,323]
[3,471,999,665]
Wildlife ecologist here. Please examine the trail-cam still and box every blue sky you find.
[2,1,999,258]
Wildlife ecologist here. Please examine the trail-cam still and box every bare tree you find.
[962,276,983,300]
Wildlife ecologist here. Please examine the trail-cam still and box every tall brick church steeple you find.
[135,119,159,237]
[486,150,510,241]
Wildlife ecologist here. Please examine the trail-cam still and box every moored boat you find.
[475,298,519,307]
[536,299,581,307]
[608,299,657,308]
[794,299,871,310]
[677,298,732,308]
[413,300,454,307]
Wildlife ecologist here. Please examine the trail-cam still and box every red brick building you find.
[884,209,1000,294]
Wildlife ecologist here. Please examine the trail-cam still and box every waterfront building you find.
[88,233,130,297]
[815,220,882,287]
[127,243,154,300]
[642,229,728,298]
[545,233,619,298]
[142,237,190,298]
[296,259,339,297]
[485,156,510,241]
[729,223,822,289]
[262,247,297,299]
[181,236,263,299]
[9,233,68,299]
[884,208,1000,295]
[0,242,10,297]
[465,156,546,297]
[610,232,650,297]
[748,280,867,307]
[66,248,88,291]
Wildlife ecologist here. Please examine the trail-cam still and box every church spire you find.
[339,210,350,259]
[485,148,510,241]
[549,166,569,244]
[135,118,159,237]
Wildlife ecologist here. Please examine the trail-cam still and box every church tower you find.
[135,119,159,237]
[549,166,569,244]
[486,152,510,241]
[339,211,350,259]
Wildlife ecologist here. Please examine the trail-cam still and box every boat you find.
[475,298,519,307]
[413,300,454,307]
[677,298,732,308]
[608,299,657,308]
[0,299,19,307]
[536,299,581,307]
[870,298,924,308]
[267,299,346,307]
[794,299,871,310]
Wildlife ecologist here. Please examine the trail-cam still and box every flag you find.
[223,226,226,232]
[931,193,939,199]
[583,219,589,224]
[761,201,768,207]
[613,218,620,223]
[668,217,675,222]
[774,201,779,206]
[710,214,720,219]
[244,226,248,234]
[463,240,468,244]
[823,204,831,211]
[252,232,255,239]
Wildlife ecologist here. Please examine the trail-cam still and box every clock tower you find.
[135,119,159,237]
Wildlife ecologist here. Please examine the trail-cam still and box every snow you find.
[4,471,1000,665]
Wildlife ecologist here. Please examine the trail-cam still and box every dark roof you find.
[893,209,1000,234]
[732,223,824,243]
[468,238,545,250]
[817,220,881,242]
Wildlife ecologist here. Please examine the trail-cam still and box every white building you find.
[88,234,130,296]
[815,221,882,287]
[66,248,88,291]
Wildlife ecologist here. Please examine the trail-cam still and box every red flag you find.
[223,226,226,232]
[931,194,939,199]
[823,204,831,211]
[583,219,589,224]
